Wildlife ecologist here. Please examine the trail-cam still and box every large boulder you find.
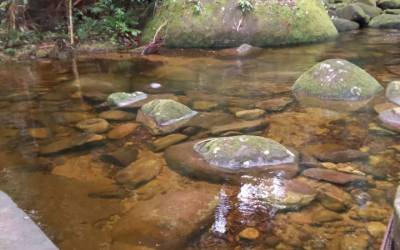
[369,14,400,28]
[142,0,338,48]
[292,59,383,111]
[336,4,371,24]
[136,99,197,135]
[378,0,400,9]
[164,135,299,183]
[332,17,360,32]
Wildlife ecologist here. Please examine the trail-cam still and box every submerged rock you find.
[255,97,294,112]
[292,59,383,111]
[313,149,369,163]
[107,123,140,140]
[141,0,337,48]
[149,133,188,152]
[107,92,148,108]
[136,99,197,135]
[39,133,105,155]
[112,189,219,249]
[210,119,267,135]
[76,118,110,133]
[235,109,265,120]
[303,168,368,185]
[165,135,299,183]
[100,147,139,167]
[386,80,400,105]
[99,110,136,121]
[378,107,400,132]
[238,177,316,210]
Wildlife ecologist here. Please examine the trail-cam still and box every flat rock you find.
[311,209,342,225]
[39,133,105,155]
[184,112,235,129]
[0,191,58,250]
[116,151,163,188]
[149,133,188,152]
[303,168,368,185]
[28,128,50,139]
[210,119,267,135]
[107,123,140,140]
[255,97,294,112]
[235,109,265,120]
[165,136,299,183]
[374,102,398,113]
[317,183,353,212]
[76,118,109,133]
[112,189,220,249]
[100,147,139,167]
[332,17,360,32]
[313,149,369,163]
[99,110,136,121]
[378,107,400,132]
[192,100,219,111]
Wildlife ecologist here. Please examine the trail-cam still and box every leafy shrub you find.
[238,0,253,14]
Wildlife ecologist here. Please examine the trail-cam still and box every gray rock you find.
[378,107,400,132]
[354,2,383,18]
[0,191,58,250]
[336,4,371,24]
[378,0,400,9]
[332,17,361,32]
[107,92,148,108]
[369,14,400,29]
[165,136,299,183]
[136,99,197,135]
[386,80,400,105]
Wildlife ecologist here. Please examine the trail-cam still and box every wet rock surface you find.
[378,107,400,132]
[303,168,368,185]
[112,189,220,249]
[39,133,105,155]
[165,136,299,183]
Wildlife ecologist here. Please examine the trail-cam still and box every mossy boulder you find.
[136,99,197,135]
[369,14,400,29]
[292,59,383,110]
[142,0,338,48]
[164,135,299,183]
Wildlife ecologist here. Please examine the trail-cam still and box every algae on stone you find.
[142,0,338,48]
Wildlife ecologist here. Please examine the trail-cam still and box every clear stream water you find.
[0,29,399,250]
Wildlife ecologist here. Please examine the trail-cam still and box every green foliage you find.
[4,47,16,55]
[238,0,253,14]
[189,0,202,15]
[74,0,147,43]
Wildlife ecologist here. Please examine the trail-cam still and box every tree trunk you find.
[66,0,74,45]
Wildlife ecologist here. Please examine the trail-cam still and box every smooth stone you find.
[317,183,353,212]
[238,228,260,240]
[367,221,386,238]
[165,136,299,183]
[355,2,382,18]
[368,122,398,135]
[384,8,400,14]
[292,59,383,111]
[235,109,265,120]
[136,99,197,135]
[53,112,93,124]
[192,100,219,111]
[386,80,400,105]
[107,123,140,140]
[378,107,400,132]
[236,44,262,57]
[28,127,50,139]
[149,133,188,152]
[76,118,110,133]
[99,110,136,121]
[210,119,267,135]
[374,102,398,113]
[184,112,235,129]
[39,133,105,155]
[303,168,368,185]
[313,149,369,163]
[332,17,360,32]
[107,92,148,107]
[116,151,163,188]
[336,4,371,24]
[52,155,112,183]
[255,97,294,112]
[122,94,179,109]
[100,147,139,167]
[311,209,342,225]
[369,14,400,29]
[0,191,59,250]
[112,189,220,249]
[378,0,400,9]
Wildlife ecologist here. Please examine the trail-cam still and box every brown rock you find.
[238,227,260,240]
[303,168,368,185]
[112,189,220,249]
[99,110,136,121]
[192,100,219,111]
[76,118,110,133]
[107,123,139,139]
[317,183,353,212]
[149,133,188,152]
[100,147,139,167]
[39,133,105,155]
[311,209,342,225]
[313,149,368,163]
[28,128,50,139]
[255,97,293,112]
[210,119,267,135]
[235,109,266,120]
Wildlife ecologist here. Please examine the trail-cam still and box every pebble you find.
[238,227,260,240]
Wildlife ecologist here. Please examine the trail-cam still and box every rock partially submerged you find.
[0,191,58,250]
[303,168,368,185]
[292,59,383,111]
[107,92,148,107]
[165,135,299,183]
[136,99,197,135]
[378,107,400,132]
[386,80,400,105]
[112,189,219,249]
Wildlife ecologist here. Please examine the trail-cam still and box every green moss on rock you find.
[142,0,338,48]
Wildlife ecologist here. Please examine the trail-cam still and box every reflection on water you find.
[0,29,399,249]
